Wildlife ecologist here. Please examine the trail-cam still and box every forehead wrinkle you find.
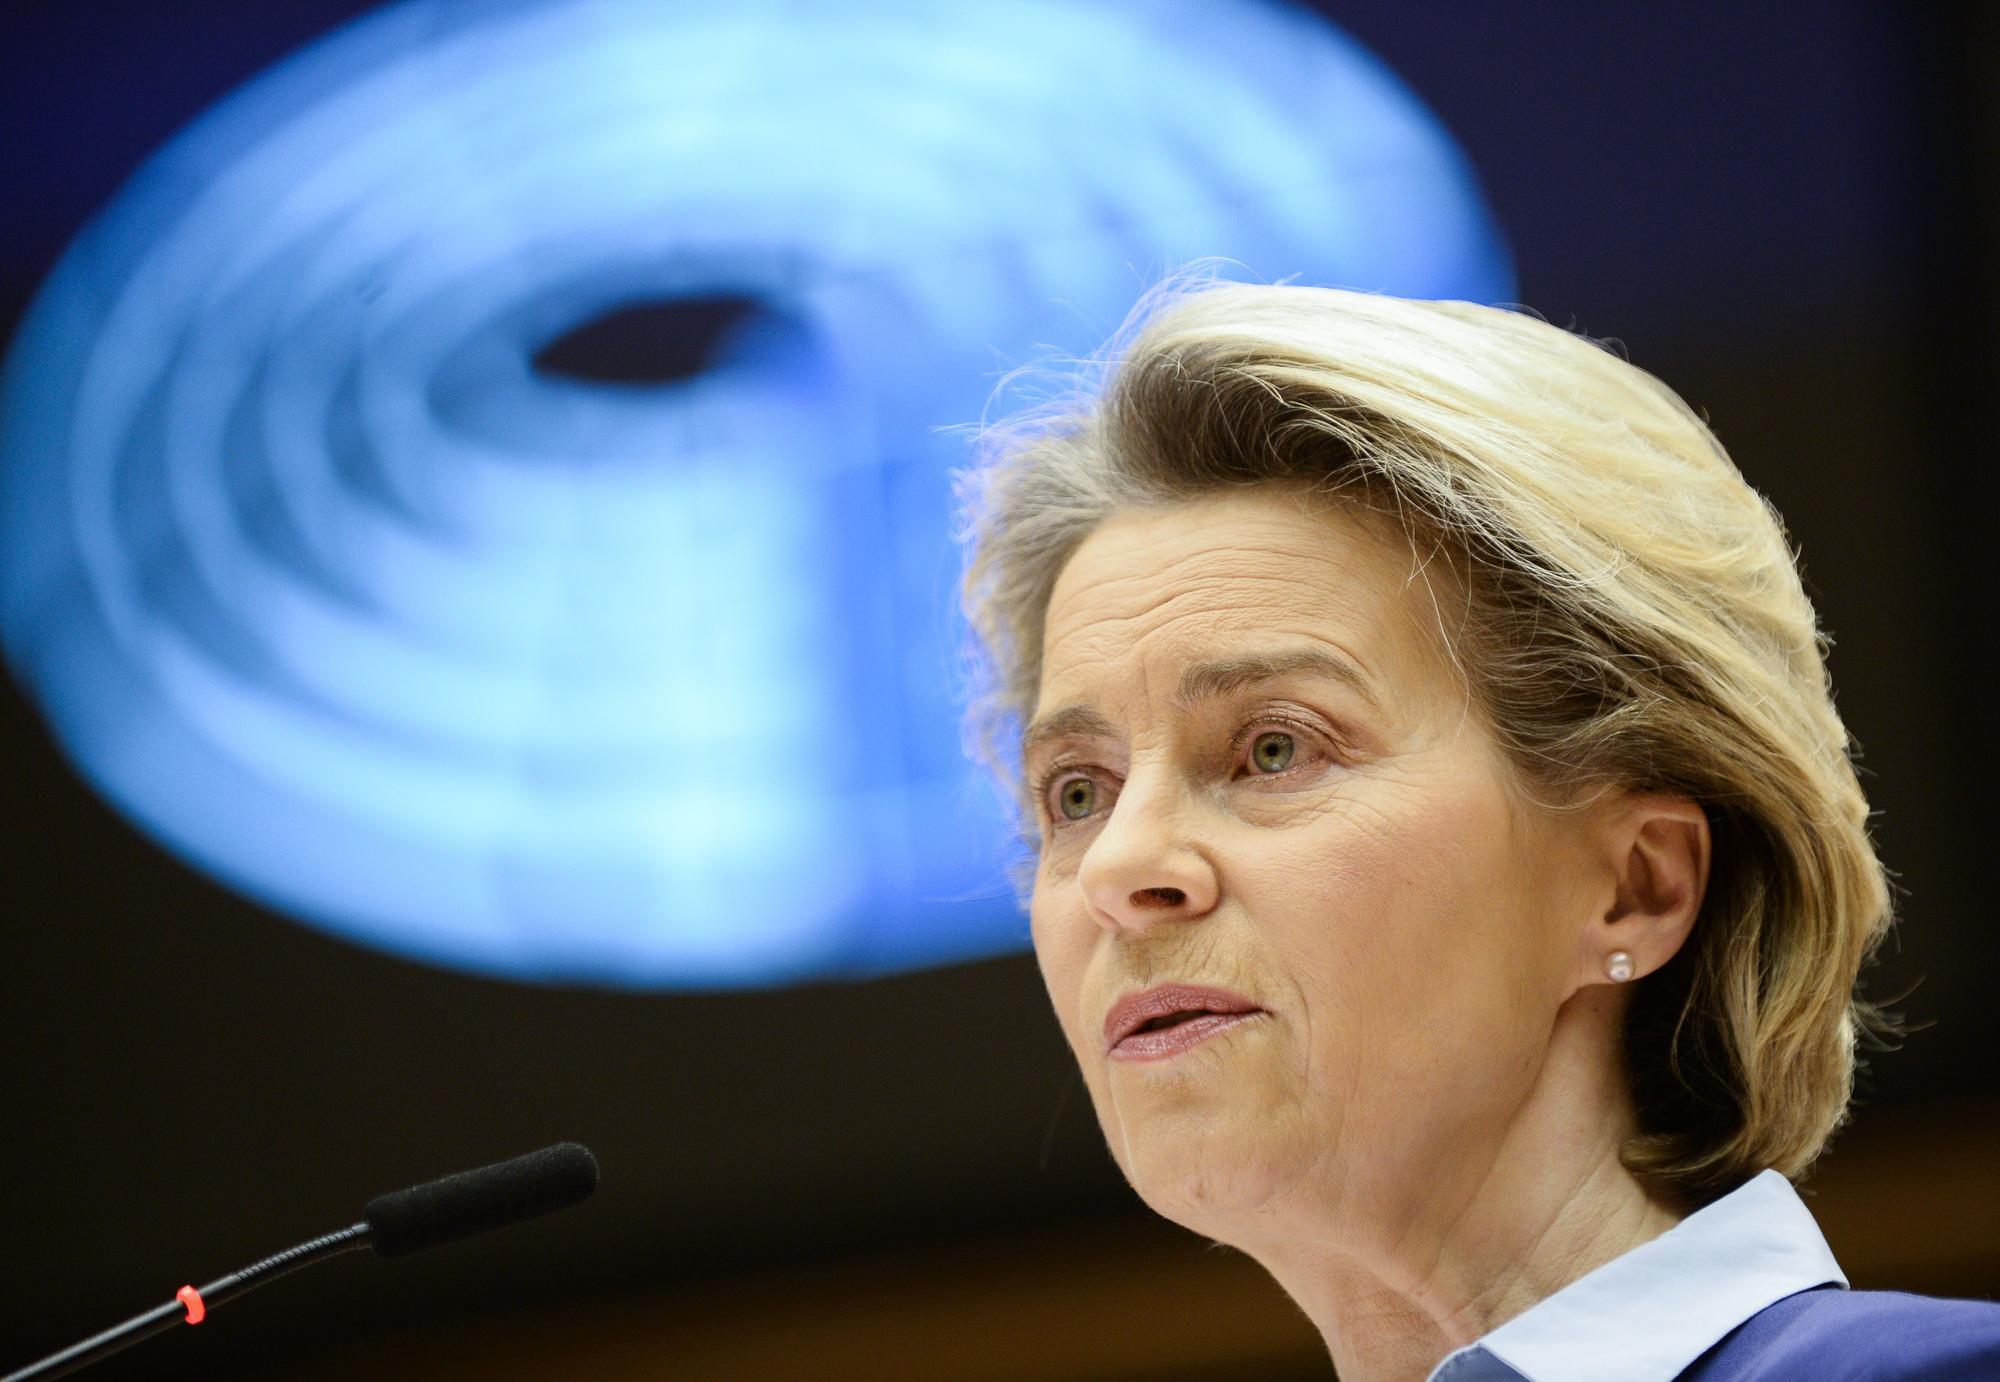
[1042,558,1350,676]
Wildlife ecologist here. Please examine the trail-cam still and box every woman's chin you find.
[1118,1122,1298,1226]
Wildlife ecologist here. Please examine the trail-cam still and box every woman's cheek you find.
[1029,904,1088,1041]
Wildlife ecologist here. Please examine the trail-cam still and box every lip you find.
[1102,983,1266,1055]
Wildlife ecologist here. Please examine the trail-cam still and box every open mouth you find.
[1103,983,1266,1055]
[1109,1008,1264,1062]
[1132,1010,1213,1033]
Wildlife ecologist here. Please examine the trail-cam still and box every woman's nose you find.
[1076,772,1219,933]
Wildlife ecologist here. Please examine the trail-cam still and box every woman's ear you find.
[1579,791,1711,987]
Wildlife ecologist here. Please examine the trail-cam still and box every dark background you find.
[3,2,1995,1377]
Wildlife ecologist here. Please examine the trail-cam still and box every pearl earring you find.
[1606,951,1635,983]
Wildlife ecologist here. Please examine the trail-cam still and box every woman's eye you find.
[1041,723,1319,828]
[1056,776,1098,822]
[1247,730,1297,774]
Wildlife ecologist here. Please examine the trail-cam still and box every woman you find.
[952,270,2000,1381]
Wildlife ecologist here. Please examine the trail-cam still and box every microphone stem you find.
[201,1221,373,1308]
[3,1223,373,1382]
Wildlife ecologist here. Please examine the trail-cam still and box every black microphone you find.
[361,1141,599,1258]
[3,1142,600,1382]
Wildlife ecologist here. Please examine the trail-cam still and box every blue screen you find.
[0,0,1512,987]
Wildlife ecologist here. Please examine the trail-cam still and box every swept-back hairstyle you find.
[951,263,1900,1210]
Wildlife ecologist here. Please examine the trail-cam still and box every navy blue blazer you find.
[1680,1284,2000,1381]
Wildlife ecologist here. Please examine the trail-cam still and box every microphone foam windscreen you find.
[364,1142,599,1258]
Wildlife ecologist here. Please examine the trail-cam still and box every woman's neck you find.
[1240,990,1687,1382]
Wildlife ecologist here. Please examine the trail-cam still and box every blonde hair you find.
[951,264,1901,1209]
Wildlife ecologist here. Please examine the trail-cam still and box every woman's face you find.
[1026,488,1605,1252]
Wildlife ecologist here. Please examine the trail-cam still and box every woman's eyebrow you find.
[1173,648,1381,714]
[1019,704,1120,763]
[1020,648,1379,762]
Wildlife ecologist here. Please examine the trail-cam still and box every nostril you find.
[1134,886,1186,907]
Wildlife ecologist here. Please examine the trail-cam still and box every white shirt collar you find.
[1427,1169,1848,1382]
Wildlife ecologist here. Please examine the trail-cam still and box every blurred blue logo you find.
[0,0,1511,987]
